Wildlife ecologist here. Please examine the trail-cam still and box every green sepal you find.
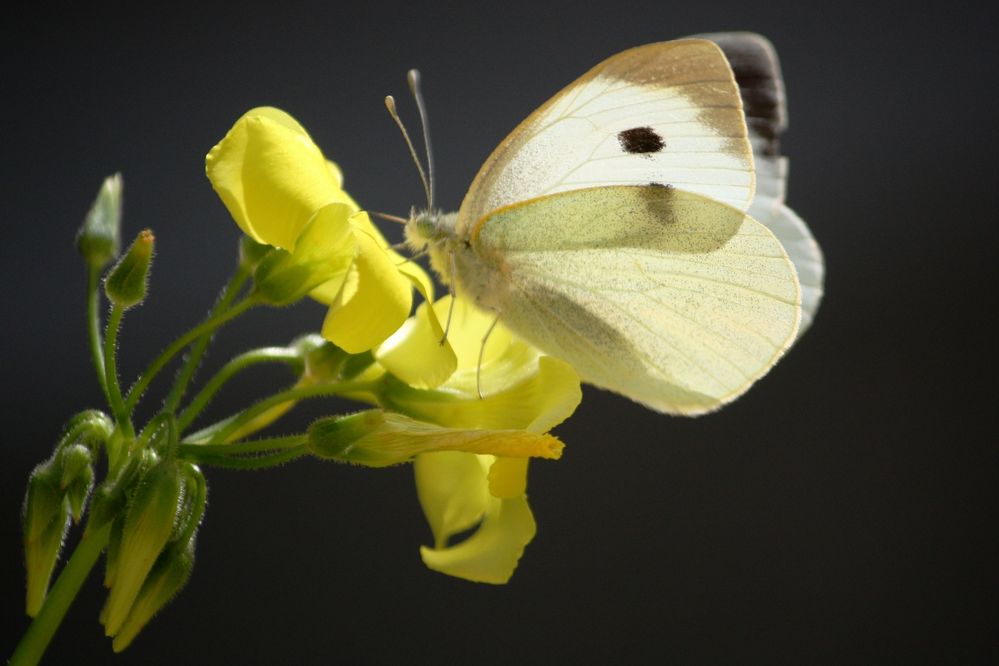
[105,229,155,308]
[296,335,350,383]
[239,235,273,271]
[76,173,123,269]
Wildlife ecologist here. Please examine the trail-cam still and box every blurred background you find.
[2,1,996,663]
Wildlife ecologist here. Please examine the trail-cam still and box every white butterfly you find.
[406,33,824,415]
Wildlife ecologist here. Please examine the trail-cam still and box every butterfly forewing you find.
[456,40,755,237]
[465,186,800,415]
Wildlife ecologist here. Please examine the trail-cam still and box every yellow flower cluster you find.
[206,108,581,583]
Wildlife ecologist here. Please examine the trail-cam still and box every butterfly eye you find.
[416,216,437,239]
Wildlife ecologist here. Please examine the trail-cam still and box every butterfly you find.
[405,33,824,415]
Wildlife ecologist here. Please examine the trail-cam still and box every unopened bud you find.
[111,540,195,652]
[307,410,563,468]
[23,461,70,616]
[105,229,154,308]
[59,443,95,522]
[77,173,123,269]
[103,459,185,636]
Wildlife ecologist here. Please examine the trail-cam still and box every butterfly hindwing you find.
[698,31,825,334]
[463,185,801,415]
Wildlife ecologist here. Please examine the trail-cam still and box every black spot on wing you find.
[617,126,665,155]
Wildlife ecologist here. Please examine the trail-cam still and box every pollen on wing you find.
[617,126,665,155]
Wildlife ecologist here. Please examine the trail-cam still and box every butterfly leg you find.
[439,249,458,345]
[476,313,501,400]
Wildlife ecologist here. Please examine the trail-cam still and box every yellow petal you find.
[375,297,457,389]
[321,214,413,353]
[383,354,581,433]
[419,495,536,584]
[414,452,491,547]
[206,107,346,251]
[488,457,529,499]
[444,297,513,369]
[310,203,433,307]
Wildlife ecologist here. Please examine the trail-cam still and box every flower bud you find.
[111,540,195,652]
[104,229,155,308]
[103,459,185,636]
[59,443,95,522]
[308,410,563,468]
[76,173,123,269]
[22,461,70,616]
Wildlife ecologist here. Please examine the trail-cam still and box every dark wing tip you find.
[690,32,787,156]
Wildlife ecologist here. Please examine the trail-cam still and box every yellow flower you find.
[372,295,582,583]
[206,107,431,352]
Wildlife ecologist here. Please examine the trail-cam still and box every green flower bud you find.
[104,229,155,308]
[307,410,563,468]
[61,410,115,448]
[76,173,123,269]
[171,463,207,545]
[111,540,195,652]
[22,461,70,616]
[59,443,95,523]
[103,459,185,636]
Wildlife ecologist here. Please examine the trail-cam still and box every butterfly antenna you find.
[407,69,435,211]
[385,95,432,212]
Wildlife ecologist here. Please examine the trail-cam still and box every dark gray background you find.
[2,1,996,663]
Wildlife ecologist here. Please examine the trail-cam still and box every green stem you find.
[178,434,306,459]
[161,267,251,415]
[9,523,112,666]
[176,347,301,432]
[188,380,378,445]
[104,305,134,438]
[124,297,258,414]
[86,266,111,405]
[193,445,309,470]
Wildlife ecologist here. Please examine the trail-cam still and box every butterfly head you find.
[404,209,459,284]
[404,209,456,249]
